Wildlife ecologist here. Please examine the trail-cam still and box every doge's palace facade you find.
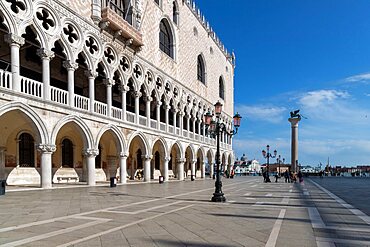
[0,0,235,188]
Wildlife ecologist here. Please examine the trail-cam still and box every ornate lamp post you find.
[276,155,285,177]
[262,145,277,183]
[204,101,241,202]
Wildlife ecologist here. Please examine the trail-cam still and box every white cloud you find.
[299,90,349,108]
[235,105,286,123]
[365,93,370,97]
[345,73,370,83]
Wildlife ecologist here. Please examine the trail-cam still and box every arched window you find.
[197,55,205,84]
[62,138,73,168]
[19,133,35,167]
[155,151,160,170]
[173,1,179,25]
[159,20,174,58]
[219,77,225,100]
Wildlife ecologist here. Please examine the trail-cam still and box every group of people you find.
[263,169,304,183]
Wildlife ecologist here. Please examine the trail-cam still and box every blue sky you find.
[195,0,370,166]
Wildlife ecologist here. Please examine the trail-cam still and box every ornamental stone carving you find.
[63,61,78,71]
[4,33,25,46]
[37,144,56,153]
[37,48,55,60]
[83,148,99,157]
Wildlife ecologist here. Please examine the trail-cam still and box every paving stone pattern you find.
[0,177,369,246]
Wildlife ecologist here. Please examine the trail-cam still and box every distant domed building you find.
[234,154,261,175]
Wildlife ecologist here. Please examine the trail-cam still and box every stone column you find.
[165,104,170,132]
[197,120,201,136]
[91,0,102,24]
[201,161,206,178]
[145,96,152,127]
[83,148,99,186]
[186,114,190,133]
[120,85,128,121]
[119,153,128,184]
[177,158,185,181]
[5,34,24,92]
[163,156,169,181]
[142,155,152,182]
[202,122,206,138]
[156,102,161,130]
[210,161,214,178]
[190,159,196,179]
[173,109,178,134]
[37,49,54,101]
[288,117,301,173]
[37,144,56,189]
[104,79,114,117]
[63,61,78,107]
[192,118,196,136]
[179,111,184,136]
[134,91,141,124]
[85,70,97,113]
[0,147,6,180]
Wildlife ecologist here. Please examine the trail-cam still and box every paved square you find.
[0,177,369,246]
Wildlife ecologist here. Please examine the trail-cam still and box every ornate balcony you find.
[101,1,143,47]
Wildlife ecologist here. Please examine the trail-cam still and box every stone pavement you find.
[0,176,369,246]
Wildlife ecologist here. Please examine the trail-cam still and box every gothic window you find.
[19,133,34,167]
[155,151,160,170]
[173,1,179,25]
[106,0,130,23]
[62,138,73,168]
[159,19,174,58]
[219,76,225,100]
[197,55,205,84]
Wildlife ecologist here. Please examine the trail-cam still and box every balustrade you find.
[139,116,147,126]
[112,106,122,120]
[74,95,89,111]
[126,112,135,123]
[20,76,42,98]
[160,123,166,131]
[50,86,68,105]
[150,119,157,129]
[94,101,107,116]
[0,70,12,89]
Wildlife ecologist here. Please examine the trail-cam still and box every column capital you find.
[63,60,79,71]
[119,152,128,158]
[37,144,56,153]
[134,91,142,98]
[103,78,115,87]
[4,33,25,46]
[156,101,162,107]
[141,154,153,161]
[145,96,153,102]
[37,48,55,60]
[288,117,301,126]
[84,69,98,79]
[164,156,171,162]
[176,158,185,163]
[164,104,171,110]
[83,148,99,157]
[191,159,197,164]
[118,85,130,92]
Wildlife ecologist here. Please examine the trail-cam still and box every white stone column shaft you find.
[177,159,185,181]
[146,97,151,127]
[84,149,98,186]
[63,61,78,107]
[165,105,169,132]
[38,144,56,189]
[5,34,24,92]
[191,159,196,178]
[289,117,301,173]
[156,102,161,130]
[143,155,152,182]
[201,162,205,178]
[105,79,113,117]
[135,92,140,124]
[37,49,54,101]
[173,110,177,134]
[119,154,127,184]
[210,162,214,178]
[163,157,169,181]
[85,70,97,113]
[121,88,127,121]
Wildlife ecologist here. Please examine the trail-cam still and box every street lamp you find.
[262,145,277,183]
[276,155,285,177]
[204,101,242,202]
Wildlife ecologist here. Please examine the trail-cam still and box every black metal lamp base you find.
[211,192,226,202]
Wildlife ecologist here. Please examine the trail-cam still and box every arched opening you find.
[160,95,166,123]
[112,71,122,108]
[170,142,182,179]
[219,76,225,100]
[152,139,166,179]
[185,146,193,178]
[75,52,90,106]
[197,55,205,84]
[0,16,10,72]
[126,78,135,113]
[19,133,35,167]
[139,85,147,117]
[128,135,148,180]
[61,138,73,168]
[159,19,174,59]
[150,90,157,120]
[20,26,42,82]
[50,41,68,93]
[95,62,108,104]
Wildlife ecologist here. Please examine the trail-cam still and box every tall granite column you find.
[288,117,301,173]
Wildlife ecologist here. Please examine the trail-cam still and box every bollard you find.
[110,177,116,187]
[159,176,164,184]
[0,180,5,196]
[191,175,195,181]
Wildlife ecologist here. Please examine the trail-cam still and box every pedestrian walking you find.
[284,170,290,183]
[298,171,303,183]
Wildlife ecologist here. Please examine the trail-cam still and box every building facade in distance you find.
[0,0,235,188]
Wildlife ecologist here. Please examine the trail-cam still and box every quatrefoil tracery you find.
[5,0,26,14]
[133,64,142,79]
[63,24,78,44]
[120,57,130,72]
[104,48,115,64]
[86,37,98,55]
[36,9,55,31]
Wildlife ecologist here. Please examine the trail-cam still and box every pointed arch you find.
[50,115,94,149]
[152,136,169,157]
[197,54,206,84]
[0,102,48,144]
[159,18,176,59]
[127,131,150,155]
[219,76,225,100]
[95,124,127,154]
[170,141,184,159]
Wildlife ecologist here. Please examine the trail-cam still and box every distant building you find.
[233,154,261,175]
